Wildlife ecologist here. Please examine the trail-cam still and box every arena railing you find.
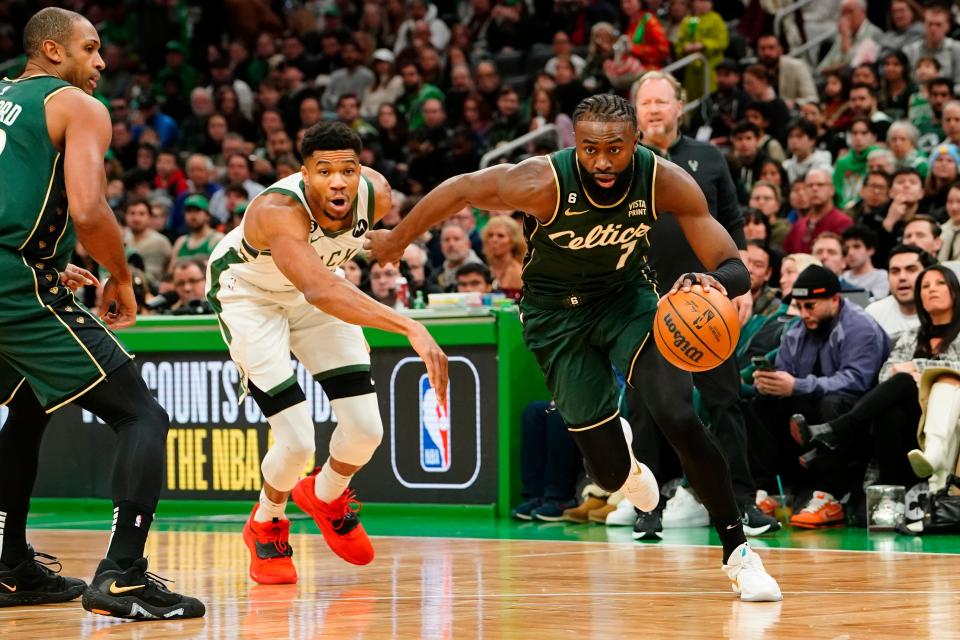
[479,123,561,168]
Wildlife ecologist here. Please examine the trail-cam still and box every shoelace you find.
[141,569,175,592]
[801,494,832,513]
[268,523,290,556]
[326,489,363,531]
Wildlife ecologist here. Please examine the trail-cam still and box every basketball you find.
[654,287,740,372]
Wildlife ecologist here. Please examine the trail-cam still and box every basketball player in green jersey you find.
[366,94,782,601]
[0,8,204,618]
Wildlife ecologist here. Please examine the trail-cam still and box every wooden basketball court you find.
[8,527,960,639]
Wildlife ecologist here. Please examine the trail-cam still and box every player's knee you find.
[588,456,631,493]
[328,393,383,465]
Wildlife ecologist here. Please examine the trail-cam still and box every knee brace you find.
[256,389,315,493]
[328,393,384,467]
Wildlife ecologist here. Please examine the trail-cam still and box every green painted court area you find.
[27,498,960,555]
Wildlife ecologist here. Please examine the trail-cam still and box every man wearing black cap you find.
[748,265,890,528]
[700,58,751,146]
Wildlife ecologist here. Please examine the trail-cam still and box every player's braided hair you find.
[572,94,637,129]
[23,8,85,57]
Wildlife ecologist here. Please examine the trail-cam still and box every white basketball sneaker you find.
[722,543,783,602]
[606,498,638,526]
[617,417,660,512]
[662,486,710,528]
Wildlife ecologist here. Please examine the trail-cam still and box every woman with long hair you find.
[938,182,960,261]
[215,85,255,141]
[460,91,493,148]
[481,215,525,298]
[375,103,409,164]
[792,265,960,490]
[878,51,916,121]
[822,69,853,133]
[528,87,574,148]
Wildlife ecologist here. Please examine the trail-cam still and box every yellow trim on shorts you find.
[567,409,620,432]
[626,332,651,388]
[43,305,108,413]
[1,378,26,406]
[17,153,60,252]
[46,371,106,414]
[77,300,133,360]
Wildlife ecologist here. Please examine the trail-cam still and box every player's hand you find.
[733,290,753,326]
[60,264,100,292]
[407,323,449,407]
[666,272,727,297]
[100,277,137,329]
[363,229,405,266]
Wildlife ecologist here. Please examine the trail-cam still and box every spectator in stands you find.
[209,153,265,224]
[792,264,960,492]
[866,244,932,341]
[842,225,889,298]
[433,222,484,291]
[486,86,528,148]
[939,101,960,148]
[818,0,884,72]
[619,0,670,71]
[852,63,880,91]
[156,40,200,96]
[546,30,586,77]
[938,183,960,261]
[402,244,441,298]
[168,258,212,315]
[343,255,369,291]
[744,209,772,245]
[812,232,847,280]
[134,94,180,149]
[782,120,833,185]
[215,84,255,141]
[420,98,450,138]
[755,33,817,110]
[923,144,960,218]
[368,261,401,307]
[264,129,294,165]
[846,170,892,252]
[822,70,854,135]
[848,84,892,140]
[337,94,378,138]
[581,21,616,94]
[529,88,574,148]
[879,51,916,121]
[880,168,926,253]
[749,181,789,251]
[154,149,188,199]
[179,88,215,153]
[903,3,960,87]
[703,59,749,146]
[299,96,323,130]
[455,263,494,294]
[727,121,769,205]
[324,39,376,110]
[362,49,404,119]
[887,120,929,178]
[880,0,924,54]
[199,113,229,158]
[444,63,474,125]
[123,199,172,285]
[913,76,953,152]
[749,265,891,527]
[169,195,224,270]
[169,154,222,236]
[397,61,445,130]
[481,215,524,296]
[395,0,451,54]
[474,60,502,115]
[406,127,453,194]
[740,65,789,144]
[902,215,944,257]
[745,240,781,318]
[834,117,880,209]
[784,169,854,254]
[375,103,410,164]
[744,103,785,163]
[510,399,582,521]
[673,0,728,103]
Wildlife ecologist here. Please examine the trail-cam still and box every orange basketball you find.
[653,287,740,372]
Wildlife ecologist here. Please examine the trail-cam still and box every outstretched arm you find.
[654,158,749,298]
[364,157,556,264]
[251,196,448,402]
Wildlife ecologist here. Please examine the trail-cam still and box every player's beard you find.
[578,157,634,207]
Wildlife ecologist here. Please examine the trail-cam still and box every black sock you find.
[716,519,747,561]
[0,509,30,567]
[105,501,153,570]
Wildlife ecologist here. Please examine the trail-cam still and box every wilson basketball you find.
[653,287,740,372]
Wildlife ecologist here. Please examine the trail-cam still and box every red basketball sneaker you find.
[242,505,298,584]
[291,471,375,566]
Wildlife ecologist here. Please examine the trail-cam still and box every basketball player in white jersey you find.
[206,122,448,584]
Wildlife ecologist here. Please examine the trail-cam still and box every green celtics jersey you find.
[522,146,659,298]
[0,75,77,269]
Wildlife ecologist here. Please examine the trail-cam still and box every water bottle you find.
[394,276,409,310]
[413,290,426,309]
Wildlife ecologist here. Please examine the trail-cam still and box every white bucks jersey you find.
[210,172,374,293]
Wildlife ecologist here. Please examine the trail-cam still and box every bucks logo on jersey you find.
[523,147,658,298]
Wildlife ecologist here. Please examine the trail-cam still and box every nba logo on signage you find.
[419,375,450,471]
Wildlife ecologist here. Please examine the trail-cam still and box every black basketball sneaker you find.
[0,546,86,607]
[82,557,205,620]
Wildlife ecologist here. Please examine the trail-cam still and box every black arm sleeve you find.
[709,257,750,299]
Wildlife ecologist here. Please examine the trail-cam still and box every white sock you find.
[254,489,287,522]
[314,459,352,503]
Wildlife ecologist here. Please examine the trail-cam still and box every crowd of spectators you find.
[7,0,960,529]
